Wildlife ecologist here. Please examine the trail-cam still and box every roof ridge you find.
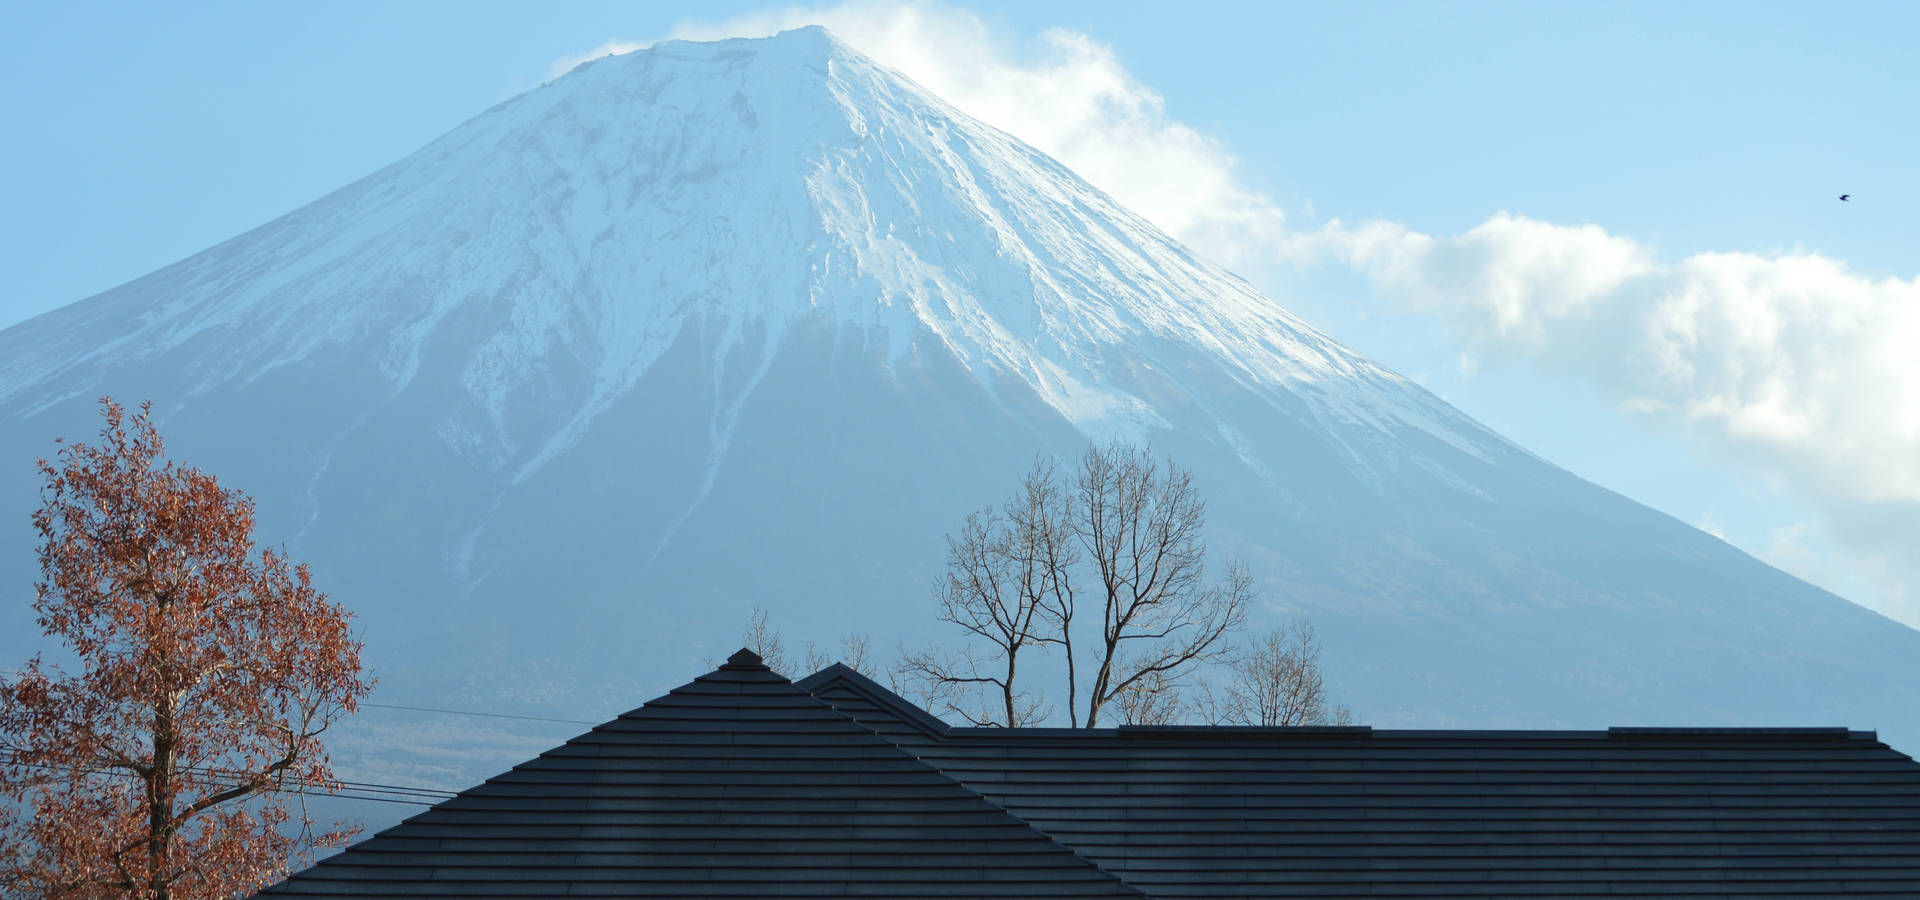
[794,662,952,737]
[1607,725,1867,742]
[801,688,1146,897]
[791,664,1151,896]
[908,770,1149,898]
[265,655,1146,898]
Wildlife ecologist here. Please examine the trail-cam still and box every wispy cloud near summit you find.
[545,40,645,83]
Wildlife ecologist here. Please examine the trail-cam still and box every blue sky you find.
[4,0,1915,622]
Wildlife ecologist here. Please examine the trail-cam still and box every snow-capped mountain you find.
[3,28,1915,800]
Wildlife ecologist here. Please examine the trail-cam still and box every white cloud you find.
[546,39,645,82]
[1336,214,1920,621]
[1336,214,1920,499]
[555,2,1920,622]
[1694,512,1727,542]
[1323,215,1657,346]
[1761,522,1831,587]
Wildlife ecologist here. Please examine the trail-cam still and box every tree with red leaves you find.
[1,398,372,900]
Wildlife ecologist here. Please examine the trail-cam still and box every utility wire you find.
[0,671,599,807]
[11,747,468,800]
[3,671,598,726]
[360,701,596,726]
[0,748,457,808]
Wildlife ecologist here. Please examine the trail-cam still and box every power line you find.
[330,779,458,801]
[3,670,599,727]
[0,749,457,808]
[361,701,596,726]
[0,671,599,806]
[0,758,491,808]
[304,789,442,807]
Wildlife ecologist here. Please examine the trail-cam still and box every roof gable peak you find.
[722,646,767,669]
[797,662,951,739]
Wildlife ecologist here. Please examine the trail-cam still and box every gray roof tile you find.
[263,650,1139,899]
[261,656,1920,898]
[804,666,1920,898]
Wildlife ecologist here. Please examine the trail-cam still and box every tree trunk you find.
[1003,650,1018,726]
[1085,635,1118,728]
[149,698,175,900]
[1061,623,1078,728]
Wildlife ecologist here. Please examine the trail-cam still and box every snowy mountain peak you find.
[0,27,1488,483]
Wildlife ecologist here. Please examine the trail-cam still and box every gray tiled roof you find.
[263,651,1140,898]
[804,665,1920,898]
[264,655,1920,899]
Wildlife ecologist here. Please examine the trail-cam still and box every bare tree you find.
[742,606,789,677]
[1198,617,1353,727]
[894,459,1071,726]
[1111,668,1184,726]
[729,609,874,682]
[894,645,1050,727]
[1073,441,1249,727]
[803,633,876,679]
[911,442,1250,728]
[841,633,873,678]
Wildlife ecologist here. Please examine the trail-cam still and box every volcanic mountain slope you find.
[1,27,1914,795]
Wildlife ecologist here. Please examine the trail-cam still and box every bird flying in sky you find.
[1840,194,1851,201]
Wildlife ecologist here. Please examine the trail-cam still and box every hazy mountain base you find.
[4,314,1907,736]
[0,27,1914,839]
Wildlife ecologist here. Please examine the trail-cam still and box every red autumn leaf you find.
[2,398,372,900]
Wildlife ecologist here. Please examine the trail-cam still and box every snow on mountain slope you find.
[0,28,1483,485]
[2,28,1916,822]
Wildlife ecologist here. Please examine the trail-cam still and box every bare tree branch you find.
[1073,442,1249,727]
[909,442,1254,728]
[1196,617,1353,727]
[742,606,789,677]
[892,646,1048,727]
[1111,668,1184,726]
[802,633,875,680]
[906,458,1072,726]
